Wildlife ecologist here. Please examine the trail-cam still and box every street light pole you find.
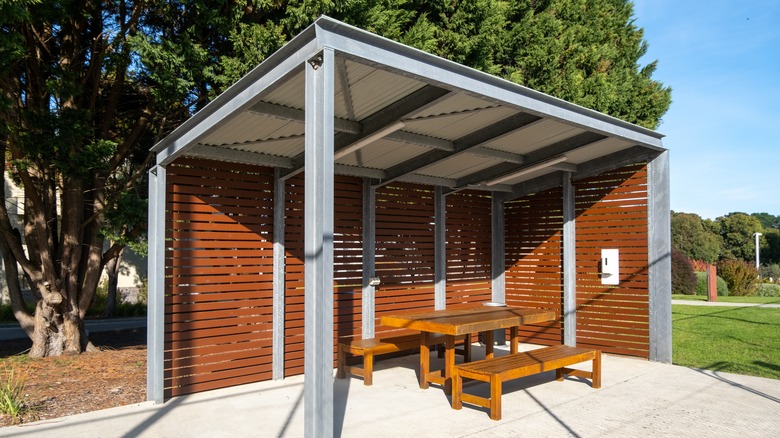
[754,232,762,271]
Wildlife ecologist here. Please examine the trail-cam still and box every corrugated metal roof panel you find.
[221,137,304,158]
[417,154,501,180]
[482,119,585,155]
[565,137,634,164]
[348,67,427,120]
[200,112,303,147]
[262,69,305,109]
[405,106,518,141]
[410,93,499,118]
[335,138,429,169]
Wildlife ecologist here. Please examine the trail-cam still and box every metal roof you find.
[153,16,665,197]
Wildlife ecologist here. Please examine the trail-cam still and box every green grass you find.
[673,304,780,379]
[672,294,780,305]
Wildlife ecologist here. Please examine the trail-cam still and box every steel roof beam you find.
[375,112,541,188]
[248,101,362,135]
[185,144,295,168]
[281,85,453,180]
[453,131,604,188]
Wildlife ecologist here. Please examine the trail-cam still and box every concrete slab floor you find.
[2,344,778,438]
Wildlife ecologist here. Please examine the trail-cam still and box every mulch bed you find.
[0,328,147,427]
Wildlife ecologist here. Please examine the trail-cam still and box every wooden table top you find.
[379,306,556,336]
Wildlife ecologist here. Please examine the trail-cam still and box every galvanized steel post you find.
[648,151,672,363]
[273,168,286,380]
[362,179,376,338]
[304,47,335,438]
[146,165,166,403]
[562,172,577,346]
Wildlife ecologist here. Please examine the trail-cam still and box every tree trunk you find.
[102,249,123,318]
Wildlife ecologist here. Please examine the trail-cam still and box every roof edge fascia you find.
[152,22,322,165]
[313,16,665,150]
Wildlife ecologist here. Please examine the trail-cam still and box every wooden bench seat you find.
[337,333,471,386]
[452,345,601,420]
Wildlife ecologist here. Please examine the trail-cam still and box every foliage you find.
[672,305,780,379]
[333,0,672,129]
[760,264,780,283]
[671,212,720,263]
[0,363,29,421]
[751,212,780,230]
[689,259,712,272]
[716,213,764,261]
[671,249,696,295]
[755,283,780,298]
[761,230,780,267]
[717,259,759,297]
[694,271,728,296]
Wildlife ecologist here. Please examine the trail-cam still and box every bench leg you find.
[592,351,602,389]
[489,374,502,421]
[451,369,462,410]
[420,332,430,389]
[337,345,346,379]
[363,351,374,386]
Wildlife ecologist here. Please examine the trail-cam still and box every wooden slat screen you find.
[165,157,275,397]
[446,191,492,307]
[283,174,305,376]
[504,187,564,345]
[374,183,435,331]
[332,177,364,341]
[574,162,649,358]
[282,174,365,378]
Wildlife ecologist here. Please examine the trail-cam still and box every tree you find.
[336,0,671,129]
[1,0,670,356]
[671,249,696,295]
[716,213,764,262]
[671,211,720,263]
[751,212,780,230]
[0,0,183,356]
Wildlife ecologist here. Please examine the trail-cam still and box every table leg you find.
[484,330,494,359]
[420,331,430,389]
[510,326,519,354]
[444,334,455,394]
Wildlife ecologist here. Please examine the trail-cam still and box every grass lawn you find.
[672,304,780,379]
[672,294,780,305]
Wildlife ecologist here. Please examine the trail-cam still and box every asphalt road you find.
[0,317,146,341]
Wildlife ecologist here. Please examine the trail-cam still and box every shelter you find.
[147,16,670,437]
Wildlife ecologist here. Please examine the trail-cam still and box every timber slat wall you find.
[374,184,435,328]
[282,174,364,378]
[163,156,653,398]
[504,187,564,345]
[574,163,649,357]
[165,158,275,398]
[283,175,305,376]
[446,191,492,307]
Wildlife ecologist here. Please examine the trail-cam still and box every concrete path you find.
[2,345,778,438]
[672,299,780,308]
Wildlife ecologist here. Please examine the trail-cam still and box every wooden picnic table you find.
[379,306,556,393]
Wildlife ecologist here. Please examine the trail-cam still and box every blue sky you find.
[633,0,780,220]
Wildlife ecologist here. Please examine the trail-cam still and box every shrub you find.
[755,283,780,297]
[695,272,729,296]
[690,260,711,272]
[717,259,759,296]
[671,249,697,295]
[760,264,780,283]
[0,364,29,422]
